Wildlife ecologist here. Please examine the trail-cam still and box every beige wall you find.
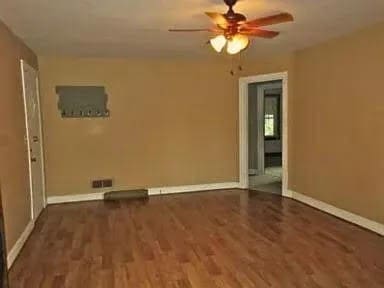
[291,22,384,224]
[39,55,292,197]
[0,21,38,251]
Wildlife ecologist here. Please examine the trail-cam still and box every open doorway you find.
[238,72,290,197]
[248,81,282,194]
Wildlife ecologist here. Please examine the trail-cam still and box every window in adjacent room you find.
[264,94,281,139]
[264,114,275,136]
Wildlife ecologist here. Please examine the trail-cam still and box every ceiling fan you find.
[169,0,294,55]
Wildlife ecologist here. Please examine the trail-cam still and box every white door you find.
[21,60,45,220]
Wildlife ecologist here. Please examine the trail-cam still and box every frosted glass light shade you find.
[210,35,227,52]
[227,34,249,55]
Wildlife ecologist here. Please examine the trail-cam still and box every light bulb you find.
[210,35,227,53]
[227,34,249,55]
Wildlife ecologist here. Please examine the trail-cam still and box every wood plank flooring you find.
[9,189,384,287]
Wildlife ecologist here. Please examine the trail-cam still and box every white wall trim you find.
[148,182,240,195]
[7,220,35,269]
[47,191,106,204]
[291,190,384,236]
[47,182,241,204]
[239,72,291,197]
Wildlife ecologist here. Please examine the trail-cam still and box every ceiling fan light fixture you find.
[170,0,293,57]
[227,34,249,55]
[210,35,227,52]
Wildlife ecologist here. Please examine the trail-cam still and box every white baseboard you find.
[7,220,35,269]
[290,190,384,236]
[47,191,105,204]
[148,182,240,195]
[47,182,241,204]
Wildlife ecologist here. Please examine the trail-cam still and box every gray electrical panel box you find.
[56,86,109,118]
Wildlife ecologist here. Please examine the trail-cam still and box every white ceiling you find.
[1,0,384,58]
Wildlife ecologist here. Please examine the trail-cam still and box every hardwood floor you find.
[9,189,384,287]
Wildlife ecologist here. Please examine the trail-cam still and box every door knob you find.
[33,136,39,142]
[31,157,37,162]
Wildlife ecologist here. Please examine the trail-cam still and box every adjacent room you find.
[0,0,384,287]
[248,80,283,194]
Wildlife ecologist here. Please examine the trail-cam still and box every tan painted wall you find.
[39,55,293,197]
[292,22,384,224]
[0,21,38,251]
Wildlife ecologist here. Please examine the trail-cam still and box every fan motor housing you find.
[225,12,246,23]
[224,0,238,7]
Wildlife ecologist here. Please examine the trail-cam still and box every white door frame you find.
[238,72,291,198]
[20,59,47,220]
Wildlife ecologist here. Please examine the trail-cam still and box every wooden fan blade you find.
[169,28,212,32]
[239,29,280,38]
[205,12,228,29]
[242,13,293,28]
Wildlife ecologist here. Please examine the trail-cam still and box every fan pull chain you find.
[229,53,244,76]
[238,52,243,72]
[230,56,235,76]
